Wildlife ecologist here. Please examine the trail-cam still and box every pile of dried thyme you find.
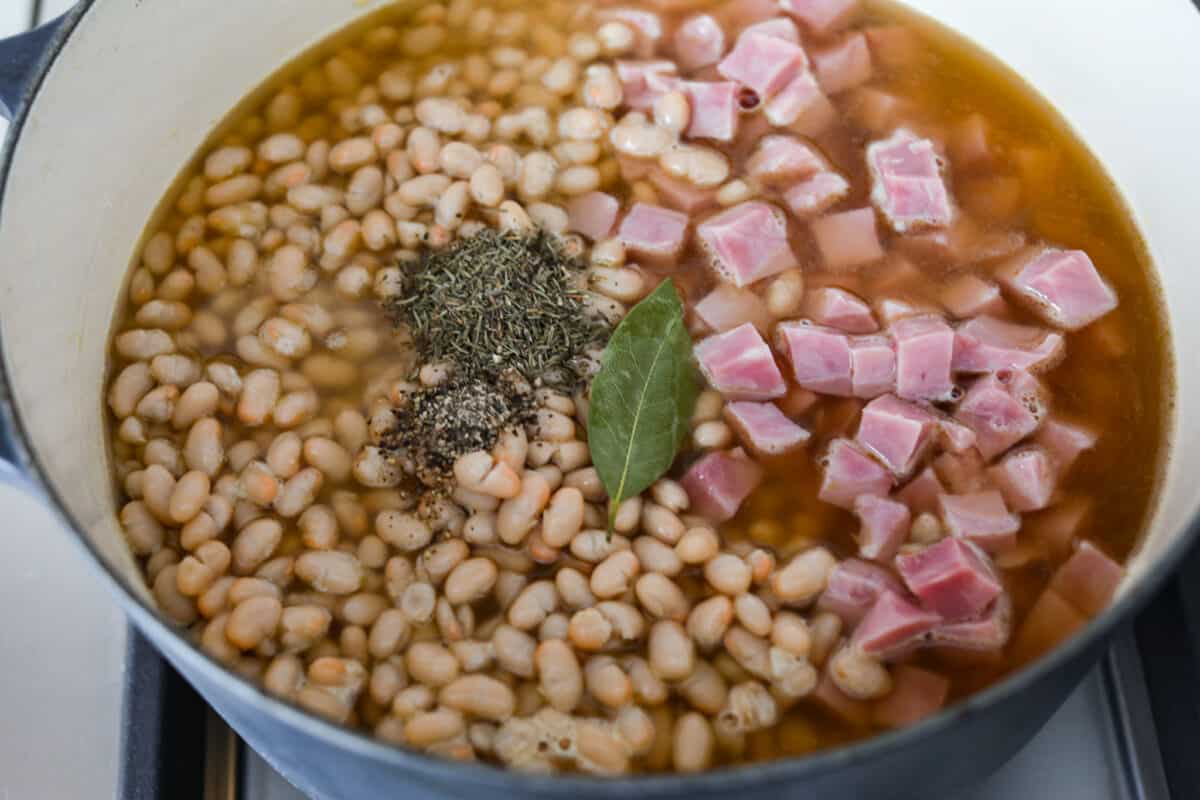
[381,230,611,485]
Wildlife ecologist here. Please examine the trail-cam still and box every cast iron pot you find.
[1,2,1199,798]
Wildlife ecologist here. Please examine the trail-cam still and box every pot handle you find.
[0,15,68,121]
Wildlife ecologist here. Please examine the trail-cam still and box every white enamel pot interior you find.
[2,0,1200,796]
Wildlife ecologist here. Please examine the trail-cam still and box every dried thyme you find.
[385,229,610,391]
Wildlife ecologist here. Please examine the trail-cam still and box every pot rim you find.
[1,0,1196,793]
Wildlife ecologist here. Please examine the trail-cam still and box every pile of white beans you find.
[105,0,888,775]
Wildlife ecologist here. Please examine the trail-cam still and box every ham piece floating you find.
[681,448,765,522]
[724,401,811,455]
[697,202,796,287]
[867,128,955,233]
[695,322,787,400]
[1000,247,1118,330]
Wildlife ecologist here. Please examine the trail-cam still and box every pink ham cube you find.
[1035,418,1098,473]
[566,192,619,241]
[818,559,904,625]
[852,590,941,660]
[695,322,787,400]
[873,665,950,729]
[812,33,872,95]
[724,401,811,455]
[896,466,945,515]
[941,274,1006,318]
[1001,248,1118,330]
[819,438,893,509]
[681,81,740,142]
[896,538,1001,621]
[955,369,1045,459]
[680,448,765,522]
[952,316,1065,375]
[742,17,802,43]
[618,202,689,264]
[693,285,771,334]
[849,334,896,398]
[987,446,1056,512]
[891,315,956,402]
[1050,541,1123,617]
[1013,589,1085,663]
[806,287,879,334]
[648,169,718,214]
[937,417,977,453]
[812,208,885,270]
[780,0,858,36]
[853,494,911,562]
[785,172,850,218]
[674,14,726,71]
[939,491,1021,553]
[856,393,935,477]
[697,202,796,287]
[764,71,834,130]
[616,60,679,110]
[1026,496,1091,557]
[746,135,825,185]
[776,321,853,396]
[867,129,955,233]
[931,592,1012,652]
[717,32,809,98]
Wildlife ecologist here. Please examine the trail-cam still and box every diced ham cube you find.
[955,369,1045,459]
[693,285,772,334]
[933,448,989,495]
[616,60,679,110]
[697,202,796,287]
[785,172,851,218]
[681,81,740,142]
[674,14,726,71]
[931,591,1012,652]
[890,315,956,402]
[695,322,787,401]
[987,446,1055,512]
[812,32,872,94]
[896,538,1001,621]
[853,495,911,562]
[806,287,878,334]
[856,394,935,478]
[848,334,896,398]
[939,491,1020,553]
[852,590,941,660]
[812,208,885,270]
[1012,589,1087,664]
[617,202,689,263]
[1050,541,1123,617]
[725,401,811,455]
[873,665,950,729]
[937,417,977,453]
[819,438,893,510]
[763,71,833,130]
[648,169,718,214]
[566,192,620,241]
[867,128,955,233]
[780,0,858,36]
[1034,418,1098,473]
[742,17,801,43]
[818,559,904,625]
[941,274,1006,318]
[952,316,1065,375]
[746,135,825,184]
[717,33,808,98]
[680,448,765,522]
[896,466,946,516]
[1000,248,1118,330]
[776,321,852,396]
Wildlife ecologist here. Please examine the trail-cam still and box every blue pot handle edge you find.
[0,15,67,122]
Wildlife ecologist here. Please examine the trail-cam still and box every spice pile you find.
[383,230,611,483]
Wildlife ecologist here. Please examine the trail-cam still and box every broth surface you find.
[103,0,1169,772]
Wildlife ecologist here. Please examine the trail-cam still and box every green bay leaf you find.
[587,278,699,528]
